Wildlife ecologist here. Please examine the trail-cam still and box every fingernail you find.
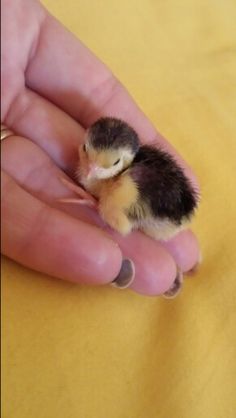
[163,268,183,299]
[186,251,203,276]
[111,259,135,289]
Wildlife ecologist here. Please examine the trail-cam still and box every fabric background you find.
[2,1,236,417]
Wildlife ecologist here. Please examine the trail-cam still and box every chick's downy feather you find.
[128,145,198,225]
[75,117,198,240]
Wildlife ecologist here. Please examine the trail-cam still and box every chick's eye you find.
[113,158,120,166]
[83,144,87,153]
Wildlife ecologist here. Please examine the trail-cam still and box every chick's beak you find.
[86,163,99,179]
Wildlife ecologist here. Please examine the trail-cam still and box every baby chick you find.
[58,117,198,296]
[72,117,198,241]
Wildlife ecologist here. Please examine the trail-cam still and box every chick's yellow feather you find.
[99,174,139,235]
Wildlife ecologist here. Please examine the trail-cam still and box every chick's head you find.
[79,118,140,180]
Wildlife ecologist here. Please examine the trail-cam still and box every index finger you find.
[26,5,198,186]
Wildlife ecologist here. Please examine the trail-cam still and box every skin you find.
[1,0,200,296]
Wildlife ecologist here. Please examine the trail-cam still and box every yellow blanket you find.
[3,1,236,417]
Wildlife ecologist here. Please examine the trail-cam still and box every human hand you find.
[1,0,200,295]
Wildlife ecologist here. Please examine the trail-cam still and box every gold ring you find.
[1,124,15,141]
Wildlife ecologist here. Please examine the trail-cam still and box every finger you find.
[162,229,201,273]
[4,87,84,172]
[109,229,177,296]
[25,8,198,186]
[1,169,122,285]
[2,136,180,295]
[1,134,103,224]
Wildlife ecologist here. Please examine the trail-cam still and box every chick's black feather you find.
[130,145,198,224]
[89,117,139,154]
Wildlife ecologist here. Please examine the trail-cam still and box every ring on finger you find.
[1,124,15,141]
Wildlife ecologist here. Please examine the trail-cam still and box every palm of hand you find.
[1,0,200,295]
